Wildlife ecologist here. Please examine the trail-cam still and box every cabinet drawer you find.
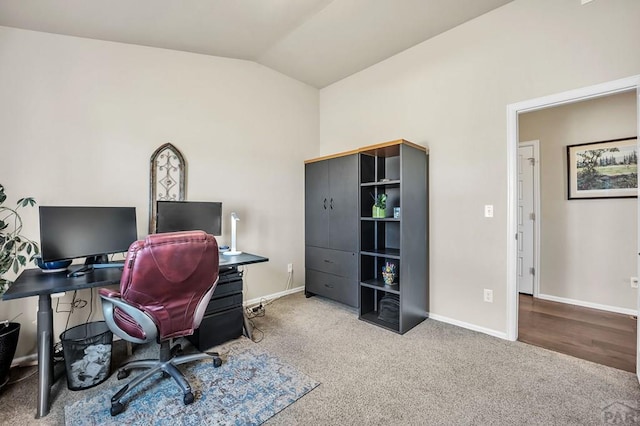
[305,269,358,307]
[305,246,357,278]
[212,278,243,299]
[206,293,243,314]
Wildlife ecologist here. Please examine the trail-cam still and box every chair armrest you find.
[98,288,120,299]
[100,292,158,344]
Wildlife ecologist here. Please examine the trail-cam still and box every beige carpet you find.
[1,291,639,425]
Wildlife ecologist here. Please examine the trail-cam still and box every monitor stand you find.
[66,255,125,277]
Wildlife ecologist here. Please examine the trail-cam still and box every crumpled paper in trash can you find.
[68,343,111,389]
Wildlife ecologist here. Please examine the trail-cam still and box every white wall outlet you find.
[287,263,293,273]
[631,277,638,289]
[483,289,493,303]
[484,205,494,218]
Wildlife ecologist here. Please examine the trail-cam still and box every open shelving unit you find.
[358,140,428,334]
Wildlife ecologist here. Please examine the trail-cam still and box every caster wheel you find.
[183,392,195,405]
[110,402,124,416]
[171,344,183,357]
[213,357,222,368]
[117,370,129,380]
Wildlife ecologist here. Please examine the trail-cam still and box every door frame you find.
[517,140,540,297]
[506,75,640,344]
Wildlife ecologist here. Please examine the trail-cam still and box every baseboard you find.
[244,286,304,308]
[11,353,37,368]
[536,293,638,316]
[428,313,508,340]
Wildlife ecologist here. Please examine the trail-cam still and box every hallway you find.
[518,294,637,373]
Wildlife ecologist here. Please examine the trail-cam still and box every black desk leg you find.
[243,313,254,341]
[36,294,53,419]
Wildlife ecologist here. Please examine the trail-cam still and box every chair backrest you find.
[119,230,219,340]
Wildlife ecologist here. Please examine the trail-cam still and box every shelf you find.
[360,279,400,294]
[360,180,401,187]
[360,217,400,222]
[359,311,400,333]
[360,248,400,258]
[358,140,428,335]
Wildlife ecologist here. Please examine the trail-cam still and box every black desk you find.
[2,252,268,418]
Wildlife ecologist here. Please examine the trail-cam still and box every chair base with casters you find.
[109,340,222,416]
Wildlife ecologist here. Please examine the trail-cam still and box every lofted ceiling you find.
[0,0,513,88]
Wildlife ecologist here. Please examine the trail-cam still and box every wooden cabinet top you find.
[305,139,428,164]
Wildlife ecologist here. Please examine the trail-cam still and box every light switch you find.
[484,205,494,218]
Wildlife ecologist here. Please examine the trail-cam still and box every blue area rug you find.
[64,345,319,425]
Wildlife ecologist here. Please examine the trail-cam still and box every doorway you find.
[517,140,539,296]
[506,75,640,378]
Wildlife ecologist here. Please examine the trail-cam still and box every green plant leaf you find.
[18,197,36,207]
[17,255,26,266]
[12,258,18,273]
[0,220,6,231]
[18,242,26,252]
[26,244,32,255]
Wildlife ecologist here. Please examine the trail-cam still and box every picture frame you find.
[567,137,638,200]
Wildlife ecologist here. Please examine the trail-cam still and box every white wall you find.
[0,27,319,358]
[319,0,640,334]
[519,91,637,311]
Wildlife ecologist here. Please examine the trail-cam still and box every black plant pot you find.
[0,322,20,389]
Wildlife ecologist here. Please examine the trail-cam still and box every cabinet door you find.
[305,160,329,248]
[328,155,358,252]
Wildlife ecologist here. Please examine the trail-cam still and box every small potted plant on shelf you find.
[0,183,39,388]
[371,193,387,218]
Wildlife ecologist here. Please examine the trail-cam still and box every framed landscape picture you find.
[567,137,638,200]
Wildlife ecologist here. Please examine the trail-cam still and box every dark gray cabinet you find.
[358,140,428,334]
[305,154,359,307]
[305,155,358,251]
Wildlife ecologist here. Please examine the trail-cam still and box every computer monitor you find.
[39,206,138,265]
[155,201,222,236]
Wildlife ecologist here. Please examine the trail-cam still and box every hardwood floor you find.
[518,294,637,373]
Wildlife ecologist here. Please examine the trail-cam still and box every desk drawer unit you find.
[305,269,358,307]
[189,274,244,351]
[188,307,244,351]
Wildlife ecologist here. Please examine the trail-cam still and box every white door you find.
[518,143,536,295]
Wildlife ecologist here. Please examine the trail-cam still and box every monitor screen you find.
[156,201,222,236]
[39,206,138,262]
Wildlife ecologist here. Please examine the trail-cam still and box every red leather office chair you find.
[99,230,221,416]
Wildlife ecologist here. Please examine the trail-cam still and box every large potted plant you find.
[0,183,39,388]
